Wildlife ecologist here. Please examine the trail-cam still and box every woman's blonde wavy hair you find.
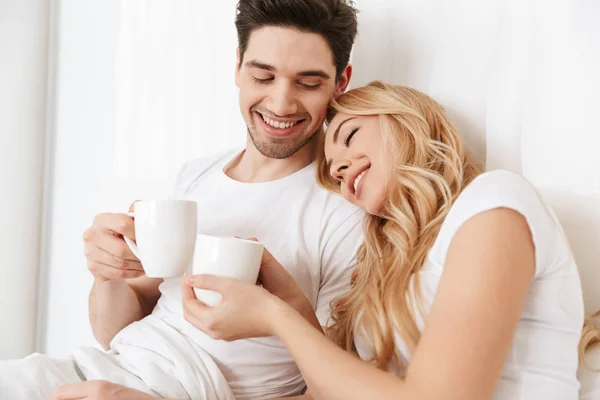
[316,80,599,371]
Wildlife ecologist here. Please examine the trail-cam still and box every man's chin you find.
[249,135,309,160]
[253,141,300,159]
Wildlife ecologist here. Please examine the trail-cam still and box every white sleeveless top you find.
[354,170,584,399]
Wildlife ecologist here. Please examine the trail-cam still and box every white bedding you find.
[0,315,234,399]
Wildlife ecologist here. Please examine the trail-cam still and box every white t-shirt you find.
[151,149,364,399]
[355,170,585,399]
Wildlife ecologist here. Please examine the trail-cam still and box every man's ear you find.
[235,48,241,88]
[333,64,353,99]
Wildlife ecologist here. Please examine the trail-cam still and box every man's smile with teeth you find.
[259,113,302,129]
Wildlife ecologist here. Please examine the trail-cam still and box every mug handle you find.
[123,211,141,261]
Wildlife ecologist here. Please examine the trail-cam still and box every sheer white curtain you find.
[354,0,600,314]
[114,0,246,179]
[40,0,249,357]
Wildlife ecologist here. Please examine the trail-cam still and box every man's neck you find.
[225,136,317,183]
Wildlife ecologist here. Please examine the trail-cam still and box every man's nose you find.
[267,82,298,117]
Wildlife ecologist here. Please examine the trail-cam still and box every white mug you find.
[192,234,264,306]
[125,200,198,278]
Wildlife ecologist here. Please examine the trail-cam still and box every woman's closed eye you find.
[329,128,360,186]
[344,127,359,147]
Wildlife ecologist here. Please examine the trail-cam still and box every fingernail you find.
[184,273,193,284]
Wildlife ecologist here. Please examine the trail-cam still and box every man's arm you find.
[84,211,162,349]
[89,276,162,349]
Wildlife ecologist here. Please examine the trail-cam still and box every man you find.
[0,1,362,399]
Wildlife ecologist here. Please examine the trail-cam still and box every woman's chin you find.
[363,201,385,217]
[346,194,384,217]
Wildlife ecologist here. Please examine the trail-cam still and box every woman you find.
[54,82,596,400]
[180,81,598,400]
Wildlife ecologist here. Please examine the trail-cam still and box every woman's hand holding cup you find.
[182,238,319,341]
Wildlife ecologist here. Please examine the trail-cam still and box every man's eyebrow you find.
[297,70,331,80]
[244,60,275,71]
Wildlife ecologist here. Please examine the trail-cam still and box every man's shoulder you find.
[173,147,240,197]
[180,148,240,177]
[304,180,365,235]
[319,188,363,220]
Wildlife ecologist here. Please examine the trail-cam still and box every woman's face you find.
[324,113,390,215]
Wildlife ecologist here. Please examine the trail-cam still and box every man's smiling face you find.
[235,26,343,159]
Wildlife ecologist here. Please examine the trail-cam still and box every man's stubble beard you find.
[247,123,318,160]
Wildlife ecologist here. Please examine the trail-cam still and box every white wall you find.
[40,0,173,356]
[353,0,600,316]
[351,0,493,167]
[0,0,49,359]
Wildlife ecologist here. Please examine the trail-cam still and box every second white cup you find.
[192,234,264,306]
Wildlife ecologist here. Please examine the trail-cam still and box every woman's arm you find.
[269,208,535,400]
[185,208,535,400]
[256,247,324,333]
[53,380,184,400]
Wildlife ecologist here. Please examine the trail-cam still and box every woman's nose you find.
[330,160,350,182]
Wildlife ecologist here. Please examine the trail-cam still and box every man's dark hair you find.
[235,0,358,81]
